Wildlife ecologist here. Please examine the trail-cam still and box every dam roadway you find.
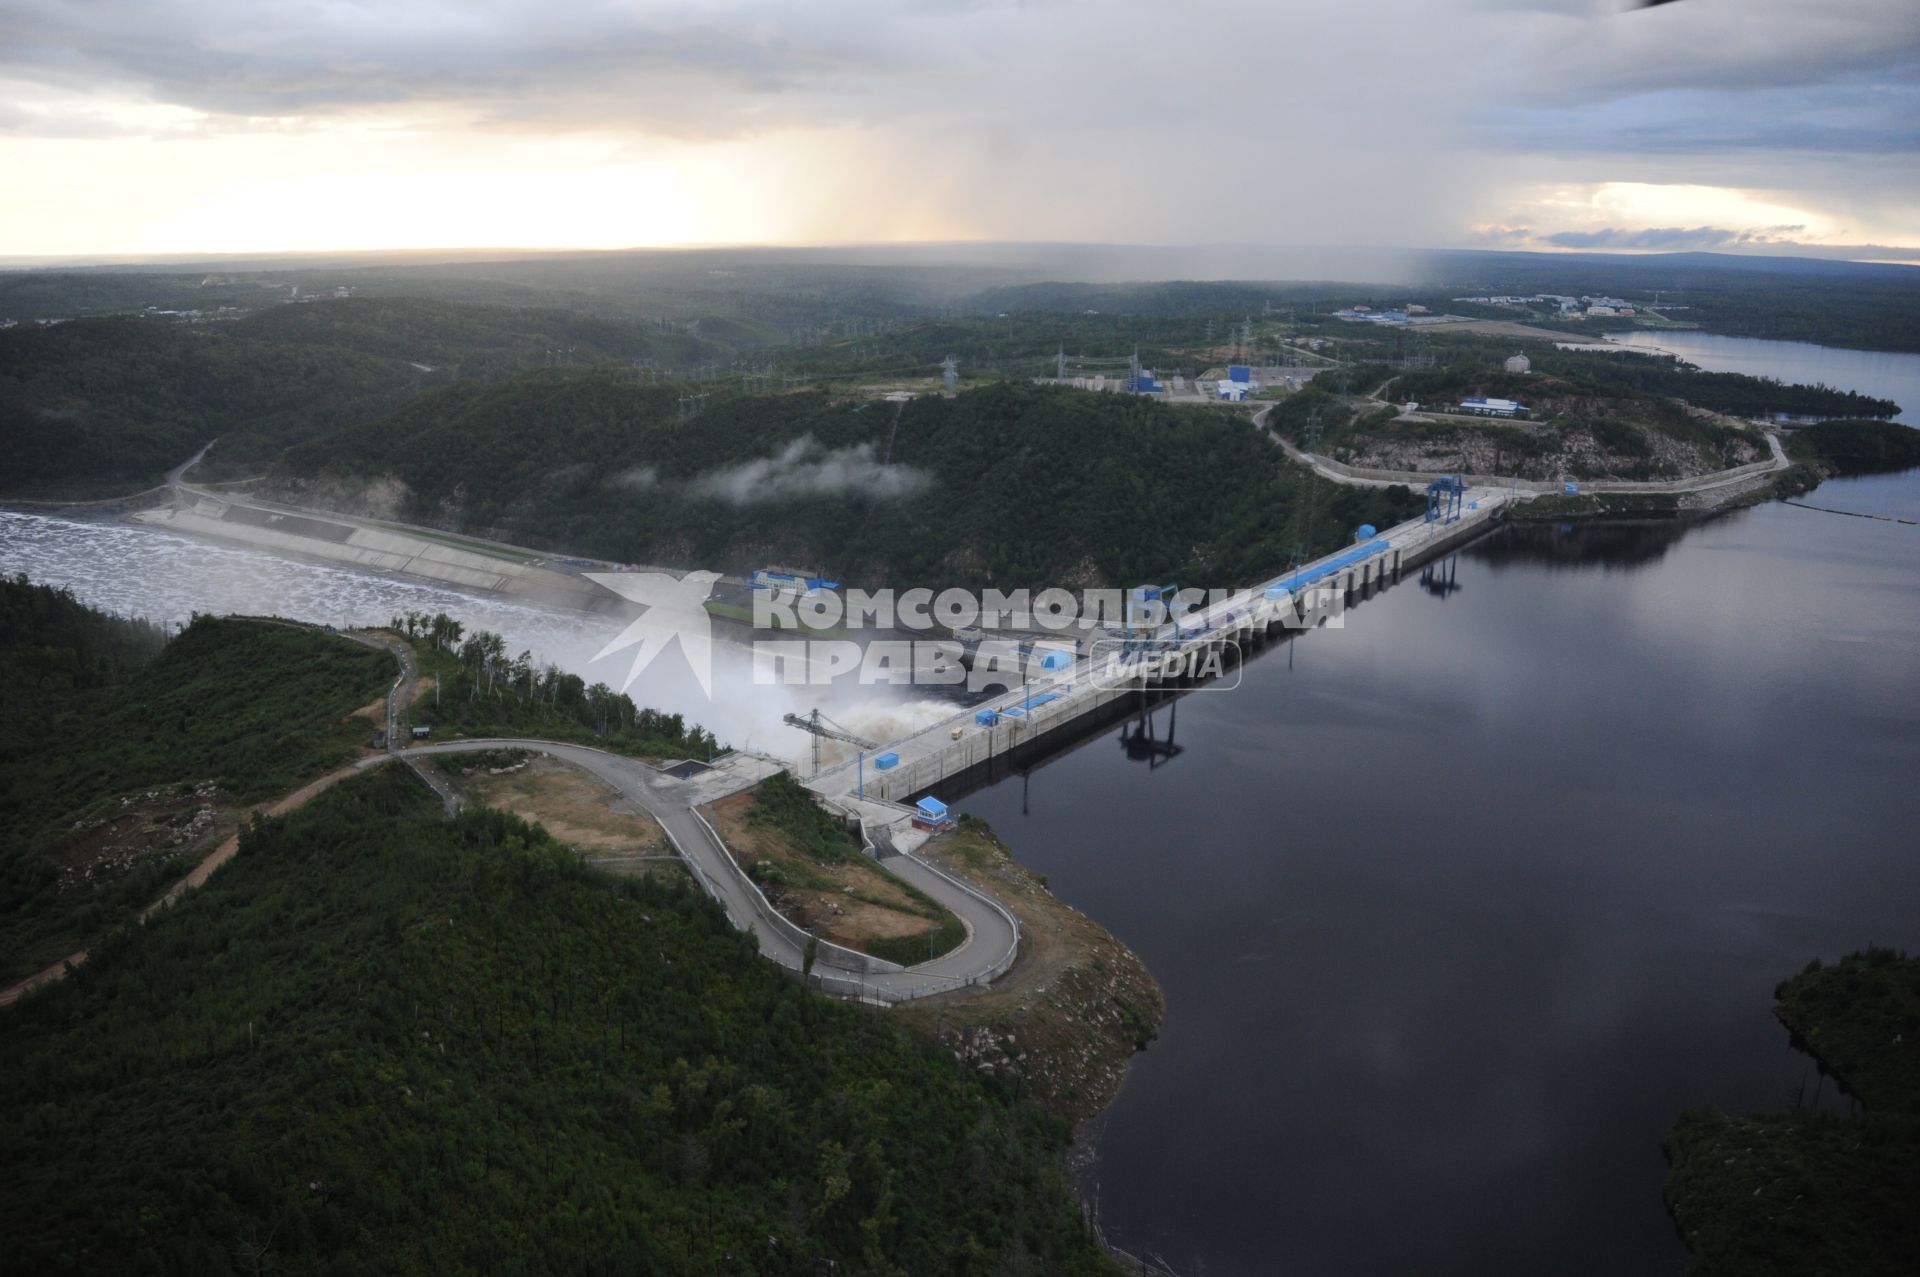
[806,406,1789,809]
[808,482,1526,807]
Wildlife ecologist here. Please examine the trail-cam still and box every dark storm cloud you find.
[0,0,903,129]
[1,0,1910,144]
[0,0,1915,250]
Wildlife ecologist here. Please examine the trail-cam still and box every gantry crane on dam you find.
[782,708,879,776]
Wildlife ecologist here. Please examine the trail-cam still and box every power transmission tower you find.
[942,354,958,394]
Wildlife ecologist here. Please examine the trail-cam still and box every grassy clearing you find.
[706,773,965,965]
[448,753,678,880]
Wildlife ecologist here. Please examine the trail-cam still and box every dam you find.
[807,483,1523,807]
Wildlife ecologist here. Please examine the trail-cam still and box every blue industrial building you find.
[1457,397,1528,419]
[1263,539,1391,600]
[751,568,839,593]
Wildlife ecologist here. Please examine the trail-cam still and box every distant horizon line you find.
[2,240,1917,273]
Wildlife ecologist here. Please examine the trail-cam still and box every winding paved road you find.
[367,739,1019,1002]
[1255,404,1789,494]
[347,621,1016,999]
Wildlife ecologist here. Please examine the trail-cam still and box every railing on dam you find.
[829,493,1523,807]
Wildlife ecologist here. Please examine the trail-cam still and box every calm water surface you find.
[1605,329,1920,424]
[961,467,1920,1274]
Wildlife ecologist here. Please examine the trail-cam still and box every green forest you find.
[1422,251,1920,356]
[1786,419,1920,474]
[1665,949,1920,1276]
[1387,339,1899,421]
[394,611,722,760]
[276,375,1422,590]
[0,767,1115,1275]
[0,315,425,496]
[0,298,724,497]
[1269,362,1768,482]
[0,581,394,983]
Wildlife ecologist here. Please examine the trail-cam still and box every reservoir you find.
[960,334,1920,1274]
[1604,329,1919,424]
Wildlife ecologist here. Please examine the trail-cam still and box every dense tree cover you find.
[1776,949,1920,1116]
[958,279,1359,319]
[1271,363,1762,480]
[0,270,295,323]
[1785,419,1920,475]
[1385,356,1895,422]
[1367,334,1900,420]
[0,768,1115,1275]
[1542,352,1893,420]
[396,612,722,760]
[278,374,1423,590]
[0,299,729,497]
[232,297,721,379]
[370,252,1033,333]
[0,593,393,983]
[1424,250,1920,355]
[783,312,1221,384]
[1665,949,1920,1277]
[0,573,168,700]
[3,253,1044,342]
[0,315,427,495]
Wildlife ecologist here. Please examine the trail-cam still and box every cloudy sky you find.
[0,0,1915,260]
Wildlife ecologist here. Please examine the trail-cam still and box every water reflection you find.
[1474,519,1694,571]
[960,479,1920,1276]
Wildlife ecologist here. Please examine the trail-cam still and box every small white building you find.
[1504,354,1531,374]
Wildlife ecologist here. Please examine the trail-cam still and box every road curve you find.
[1255,403,1789,495]
[367,739,1019,1001]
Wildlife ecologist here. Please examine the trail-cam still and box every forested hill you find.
[0,767,1117,1275]
[0,315,424,497]
[1423,250,1920,356]
[0,570,168,698]
[0,581,395,985]
[229,296,721,379]
[275,374,1421,590]
[0,298,726,497]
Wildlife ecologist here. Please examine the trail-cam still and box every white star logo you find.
[586,570,722,699]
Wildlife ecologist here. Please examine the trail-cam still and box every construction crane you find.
[781,708,879,776]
